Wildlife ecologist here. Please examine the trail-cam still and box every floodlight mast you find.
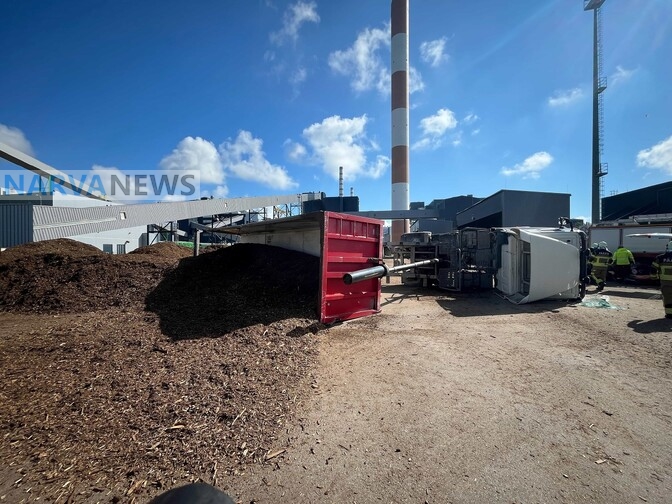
[584,0,608,224]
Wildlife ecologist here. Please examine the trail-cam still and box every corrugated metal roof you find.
[31,193,322,241]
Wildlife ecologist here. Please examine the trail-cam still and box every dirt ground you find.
[228,280,672,504]
[1,241,672,503]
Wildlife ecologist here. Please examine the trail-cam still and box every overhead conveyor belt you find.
[1,141,323,243]
[0,142,107,201]
[30,194,320,241]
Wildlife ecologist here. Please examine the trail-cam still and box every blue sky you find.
[1,0,671,222]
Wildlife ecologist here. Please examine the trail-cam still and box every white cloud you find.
[160,136,224,185]
[283,139,308,162]
[411,138,432,151]
[200,185,229,199]
[329,24,390,94]
[501,151,553,179]
[548,88,583,107]
[270,1,320,45]
[265,2,320,93]
[463,113,479,124]
[0,124,35,156]
[161,194,190,202]
[412,108,458,150]
[368,155,389,179]
[328,22,424,97]
[161,133,297,193]
[375,67,391,96]
[89,165,119,199]
[420,37,448,67]
[636,135,672,175]
[290,67,307,85]
[610,65,636,87]
[288,66,308,99]
[420,109,458,136]
[298,115,389,180]
[409,66,425,94]
[213,185,229,198]
[219,131,297,190]
[463,114,480,136]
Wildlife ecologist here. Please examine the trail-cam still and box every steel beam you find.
[30,193,322,241]
[347,210,440,220]
[0,142,108,201]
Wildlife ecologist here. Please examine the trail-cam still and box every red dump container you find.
[319,211,383,323]
[222,211,383,324]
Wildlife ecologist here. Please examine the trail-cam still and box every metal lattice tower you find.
[584,0,608,223]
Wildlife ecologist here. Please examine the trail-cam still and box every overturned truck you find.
[378,219,588,304]
[220,212,587,327]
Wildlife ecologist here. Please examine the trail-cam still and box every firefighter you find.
[651,240,672,319]
[590,241,612,292]
[612,245,635,282]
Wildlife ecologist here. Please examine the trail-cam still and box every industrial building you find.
[0,191,325,251]
[390,190,569,237]
[455,190,570,229]
[410,195,482,234]
[172,193,361,246]
[600,181,672,222]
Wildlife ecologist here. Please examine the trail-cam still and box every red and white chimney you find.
[391,0,410,243]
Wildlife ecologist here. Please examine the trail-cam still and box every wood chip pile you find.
[0,240,192,313]
[0,239,322,502]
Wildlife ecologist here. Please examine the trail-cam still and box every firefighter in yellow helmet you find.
[651,240,672,319]
[590,241,612,292]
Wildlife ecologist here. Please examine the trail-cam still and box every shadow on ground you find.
[145,244,320,340]
[380,284,435,307]
[598,288,662,301]
[379,284,573,316]
[627,318,672,334]
[436,291,574,317]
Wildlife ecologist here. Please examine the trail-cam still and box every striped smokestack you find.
[391,0,410,243]
[339,166,344,197]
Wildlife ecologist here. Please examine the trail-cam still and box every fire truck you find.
[589,214,672,276]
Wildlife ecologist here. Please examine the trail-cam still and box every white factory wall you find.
[53,194,147,253]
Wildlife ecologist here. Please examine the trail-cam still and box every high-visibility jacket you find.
[612,247,635,266]
[590,248,612,268]
[652,251,672,281]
